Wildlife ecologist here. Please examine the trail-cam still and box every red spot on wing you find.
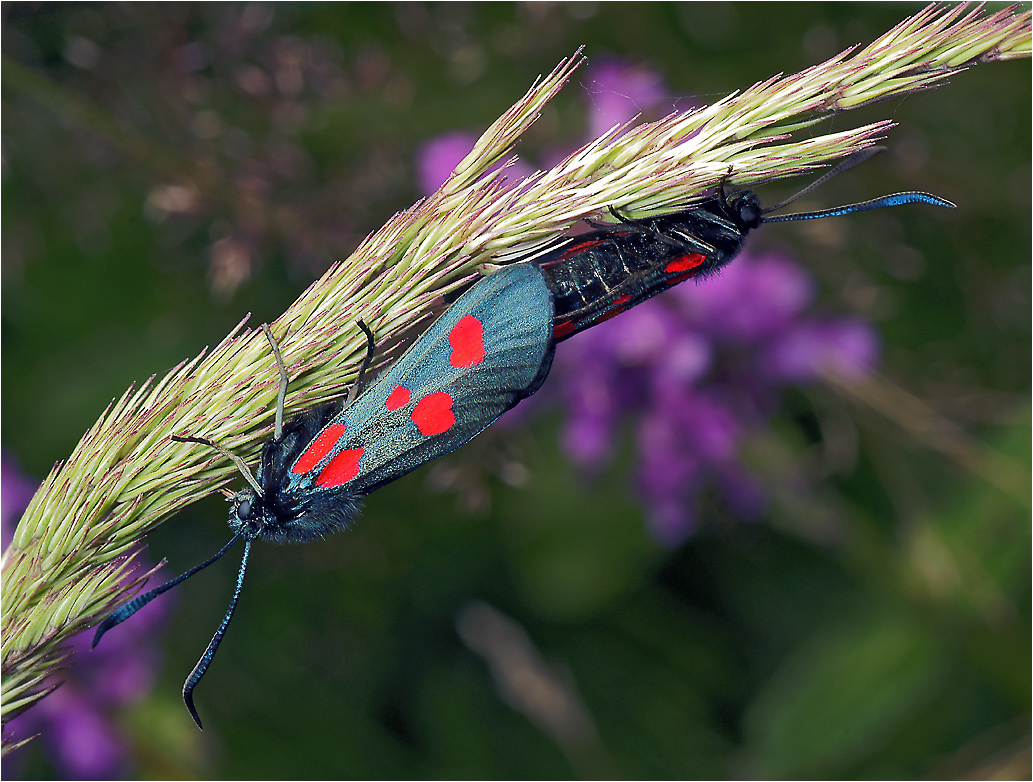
[411,392,455,436]
[665,253,706,273]
[386,385,411,410]
[537,238,608,270]
[315,448,364,488]
[667,270,697,285]
[595,294,632,326]
[292,423,346,475]
[558,236,607,260]
[449,315,485,368]
[553,319,576,339]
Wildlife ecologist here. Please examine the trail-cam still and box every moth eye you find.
[237,499,252,519]
[741,205,761,226]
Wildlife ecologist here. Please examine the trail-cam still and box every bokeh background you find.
[2,3,1029,779]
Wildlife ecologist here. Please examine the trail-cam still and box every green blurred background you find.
[2,3,1029,778]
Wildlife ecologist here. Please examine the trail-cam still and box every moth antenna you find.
[261,324,289,442]
[92,532,244,649]
[172,434,264,497]
[762,147,887,214]
[763,192,955,223]
[183,538,252,730]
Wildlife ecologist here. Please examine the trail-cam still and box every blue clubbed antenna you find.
[760,146,956,222]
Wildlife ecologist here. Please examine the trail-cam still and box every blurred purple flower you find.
[27,688,127,780]
[1,450,37,552]
[2,451,171,780]
[763,318,880,382]
[672,252,815,340]
[415,59,668,199]
[584,58,668,139]
[550,251,879,543]
[414,59,881,546]
[416,132,479,195]
[416,131,535,196]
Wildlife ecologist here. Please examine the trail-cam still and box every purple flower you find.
[671,251,815,340]
[416,131,535,196]
[584,59,667,139]
[30,688,128,780]
[2,450,37,552]
[416,132,480,195]
[415,59,669,199]
[2,451,171,780]
[763,319,880,382]
[549,251,879,544]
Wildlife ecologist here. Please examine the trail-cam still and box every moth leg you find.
[659,225,718,256]
[605,204,713,254]
[172,435,264,497]
[582,207,625,232]
[260,324,290,442]
[631,211,718,258]
[348,320,376,404]
[718,165,735,210]
[608,204,634,225]
[582,205,636,232]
